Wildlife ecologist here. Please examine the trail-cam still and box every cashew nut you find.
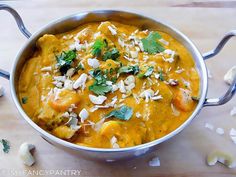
[207,150,236,168]
[149,156,161,167]
[224,66,236,85]
[0,85,4,97]
[73,73,87,89]
[19,143,36,166]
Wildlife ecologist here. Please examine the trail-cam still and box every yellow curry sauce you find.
[18,21,200,148]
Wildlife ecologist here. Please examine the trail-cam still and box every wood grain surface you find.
[0,0,236,177]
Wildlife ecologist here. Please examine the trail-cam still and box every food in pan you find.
[18,21,200,148]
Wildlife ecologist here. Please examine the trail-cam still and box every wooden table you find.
[0,0,236,176]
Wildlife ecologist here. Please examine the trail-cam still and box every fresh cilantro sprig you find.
[89,84,112,95]
[0,139,10,153]
[138,66,154,78]
[158,71,165,81]
[92,39,108,57]
[105,105,133,120]
[141,32,165,54]
[118,65,139,75]
[103,48,120,61]
[56,50,77,74]
[89,69,112,95]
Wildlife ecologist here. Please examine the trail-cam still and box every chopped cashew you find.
[66,68,75,77]
[207,150,236,168]
[89,94,107,105]
[73,73,88,89]
[224,66,236,85]
[130,51,138,59]
[140,89,154,102]
[108,25,117,35]
[118,80,126,93]
[87,58,100,69]
[79,108,89,123]
[124,75,135,85]
[19,143,36,166]
[41,66,52,72]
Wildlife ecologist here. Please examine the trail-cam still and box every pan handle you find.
[0,4,32,80]
[0,4,31,38]
[203,30,236,107]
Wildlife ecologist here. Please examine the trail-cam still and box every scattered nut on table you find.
[19,143,36,166]
[224,66,236,85]
[148,156,161,167]
[0,85,4,97]
[207,150,236,168]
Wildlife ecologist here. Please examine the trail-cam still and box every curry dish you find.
[18,21,200,148]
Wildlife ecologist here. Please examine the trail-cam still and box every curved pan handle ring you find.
[0,4,32,80]
[203,30,236,107]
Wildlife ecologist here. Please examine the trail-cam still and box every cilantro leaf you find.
[89,69,112,95]
[118,65,139,75]
[22,97,28,104]
[89,69,107,84]
[75,63,84,71]
[141,32,165,54]
[105,105,133,120]
[103,48,120,61]
[138,66,154,78]
[89,84,112,95]
[0,139,10,153]
[144,66,154,76]
[56,50,77,74]
[92,39,107,57]
[158,71,165,81]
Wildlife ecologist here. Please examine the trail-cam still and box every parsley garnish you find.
[103,48,120,61]
[105,105,133,120]
[92,39,107,57]
[56,50,77,74]
[22,97,28,104]
[118,65,139,75]
[138,66,154,78]
[141,32,165,54]
[89,69,112,95]
[0,139,10,153]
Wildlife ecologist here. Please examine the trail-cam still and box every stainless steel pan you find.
[0,4,235,162]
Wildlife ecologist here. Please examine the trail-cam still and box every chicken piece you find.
[173,88,194,111]
[19,56,40,92]
[52,125,77,139]
[100,121,121,139]
[74,26,93,43]
[48,89,80,112]
[37,34,60,66]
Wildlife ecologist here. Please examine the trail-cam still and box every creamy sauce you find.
[18,21,200,148]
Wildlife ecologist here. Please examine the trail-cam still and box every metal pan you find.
[0,4,235,161]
